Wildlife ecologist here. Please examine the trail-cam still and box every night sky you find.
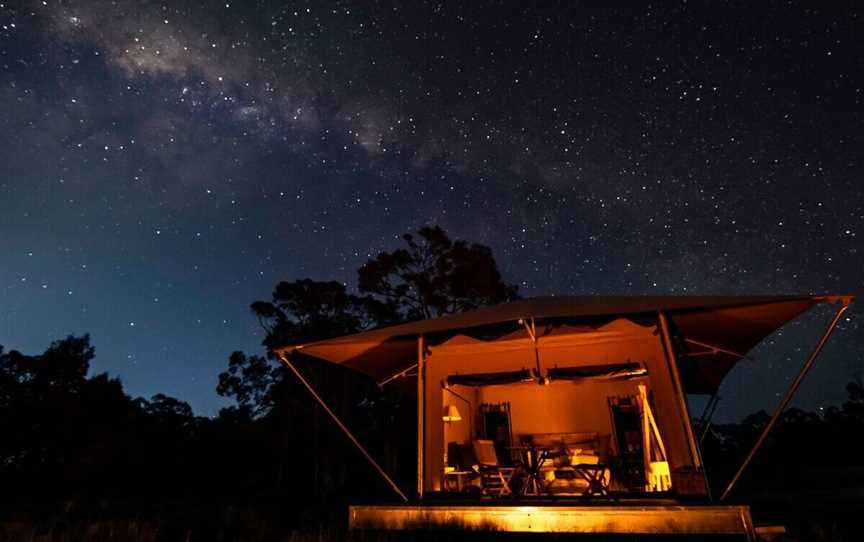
[1,1,862,422]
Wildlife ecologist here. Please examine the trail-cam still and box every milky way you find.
[1,1,862,420]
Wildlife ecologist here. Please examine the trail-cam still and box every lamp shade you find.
[442,404,462,422]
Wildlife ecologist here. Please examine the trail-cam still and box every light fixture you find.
[442,404,462,422]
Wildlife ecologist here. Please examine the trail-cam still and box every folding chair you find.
[472,439,516,496]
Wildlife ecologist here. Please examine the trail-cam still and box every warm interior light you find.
[443,404,462,422]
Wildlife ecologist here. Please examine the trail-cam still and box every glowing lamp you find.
[442,404,462,422]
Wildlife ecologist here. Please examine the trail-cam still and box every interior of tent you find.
[425,318,706,497]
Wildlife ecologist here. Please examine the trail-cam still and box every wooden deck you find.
[349,503,757,539]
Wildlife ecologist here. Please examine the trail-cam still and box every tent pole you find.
[277,353,409,503]
[520,318,542,378]
[658,312,702,468]
[684,339,747,359]
[720,300,850,501]
[378,363,418,387]
[699,396,721,446]
[417,334,425,500]
[639,385,652,488]
[696,393,718,432]
[659,311,713,499]
[443,385,473,437]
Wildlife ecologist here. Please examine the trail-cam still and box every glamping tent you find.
[275,295,852,537]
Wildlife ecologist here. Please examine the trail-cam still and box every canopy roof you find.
[276,295,850,394]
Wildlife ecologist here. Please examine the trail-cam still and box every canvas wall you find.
[422,319,701,492]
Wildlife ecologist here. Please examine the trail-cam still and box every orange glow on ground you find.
[349,504,756,538]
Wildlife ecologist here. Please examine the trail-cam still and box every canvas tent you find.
[275,295,851,505]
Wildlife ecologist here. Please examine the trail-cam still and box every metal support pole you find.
[520,318,542,378]
[659,311,713,499]
[696,393,718,434]
[658,312,702,468]
[277,353,409,503]
[416,334,425,500]
[720,301,851,501]
[378,363,418,387]
[699,395,721,446]
[639,385,652,488]
[443,385,473,437]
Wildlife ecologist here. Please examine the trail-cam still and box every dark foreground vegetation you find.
[1,227,862,541]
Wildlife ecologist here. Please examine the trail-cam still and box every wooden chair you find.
[472,439,516,496]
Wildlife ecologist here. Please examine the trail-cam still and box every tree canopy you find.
[358,225,519,321]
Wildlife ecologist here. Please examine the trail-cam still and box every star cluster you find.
[1,1,862,420]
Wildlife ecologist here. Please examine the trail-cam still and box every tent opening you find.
[440,366,671,497]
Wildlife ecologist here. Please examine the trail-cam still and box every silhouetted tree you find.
[140,393,194,422]
[217,351,280,418]
[0,335,205,517]
[0,335,97,486]
[843,373,864,417]
[358,225,519,321]
[251,279,376,351]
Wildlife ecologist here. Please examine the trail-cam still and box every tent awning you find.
[276,295,852,394]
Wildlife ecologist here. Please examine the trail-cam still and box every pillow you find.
[571,453,599,466]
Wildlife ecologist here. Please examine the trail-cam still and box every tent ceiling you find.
[277,295,850,394]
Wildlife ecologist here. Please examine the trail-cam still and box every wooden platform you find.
[350,503,757,539]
